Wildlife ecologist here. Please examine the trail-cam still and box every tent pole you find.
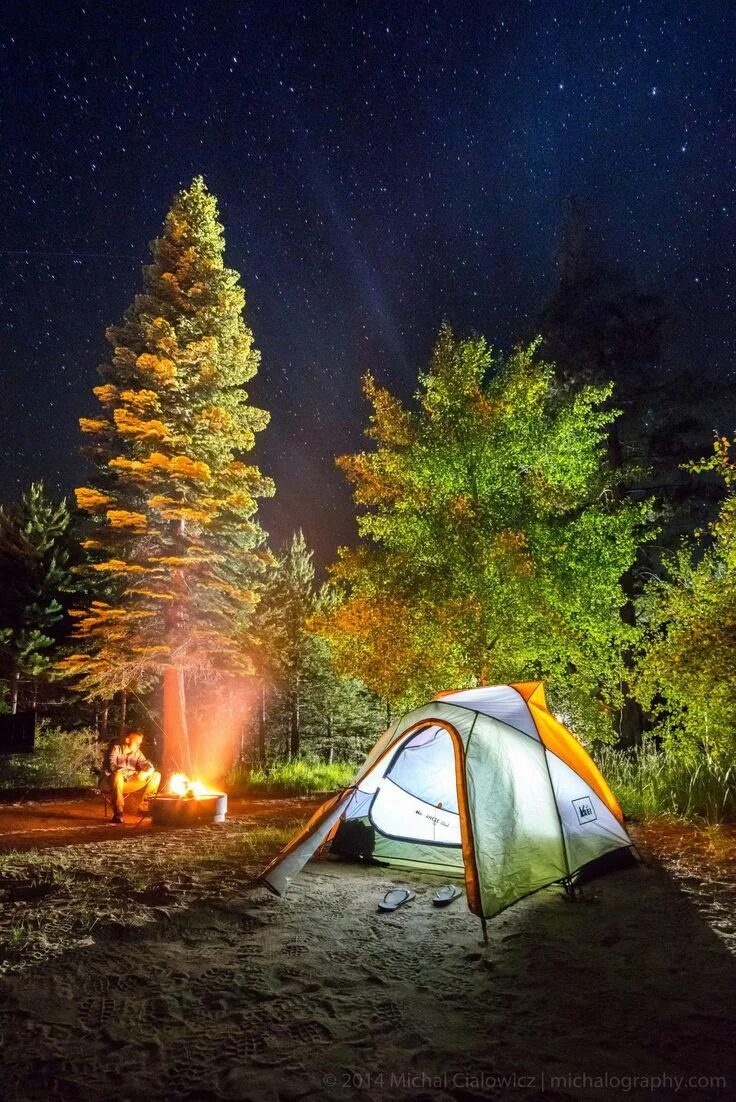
[480,914,489,945]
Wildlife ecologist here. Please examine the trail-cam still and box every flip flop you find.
[432,884,463,907]
[378,888,415,912]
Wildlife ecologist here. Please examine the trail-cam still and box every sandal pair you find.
[378,884,463,911]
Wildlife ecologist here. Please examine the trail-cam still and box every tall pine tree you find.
[538,198,721,743]
[257,531,316,760]
[247,532,386,765]
[0,483,72,712]
[537,197,727,544]
[60,178,274,773]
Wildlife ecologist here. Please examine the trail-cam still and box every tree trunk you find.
[118,689,127,735]
[289,675,300,760]
[608,420,645,747]
[616,570,645,747]
[327,712,334,764]
[258,680,267,765]
[10,669,19,715]
[229,691,239,776]
[161,518,192,776]
[618,695,644,748]
[98,704,109,742]
[162,666,192,778]
[385,699,391,728]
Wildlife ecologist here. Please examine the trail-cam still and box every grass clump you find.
[227,757,356,797]
[596,745,736,824]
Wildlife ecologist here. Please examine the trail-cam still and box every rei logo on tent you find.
[572,796,597,825]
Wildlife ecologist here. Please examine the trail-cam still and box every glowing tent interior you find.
[258,682,635,934]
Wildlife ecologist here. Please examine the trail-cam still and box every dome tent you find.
[258,682,634,938]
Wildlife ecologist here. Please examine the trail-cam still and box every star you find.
[0,2,732,572]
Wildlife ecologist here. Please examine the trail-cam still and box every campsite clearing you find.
[0,813,734,1101]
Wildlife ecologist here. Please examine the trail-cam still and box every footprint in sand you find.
[292,1019,332,1045]
[222,1027,269,1059]
[283,942,309,956]
[367,998,403,1032]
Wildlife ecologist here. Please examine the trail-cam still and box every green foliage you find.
[0,483,73,706]
[595,745,736,824]
[256,530,315,685]
[317,325,651,735]
[636,436,736,758]
[227,757,356,796]
[251,532,386,761]
[0,722,101,790]
[257,642,385,765]
[300,620,387,761]
[61,177,274,699]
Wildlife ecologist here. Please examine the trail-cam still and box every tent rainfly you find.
[258,682,635,939]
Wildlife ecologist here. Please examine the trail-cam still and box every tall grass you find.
[226,757,356,797]
[595,745,736,824]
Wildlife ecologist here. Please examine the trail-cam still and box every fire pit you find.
[150,774,227,826]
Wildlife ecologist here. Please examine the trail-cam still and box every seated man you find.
[103,730,161,824]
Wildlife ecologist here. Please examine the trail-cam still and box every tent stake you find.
[480,914,489,945]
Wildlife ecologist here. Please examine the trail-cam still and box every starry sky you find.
[1,1,733,568]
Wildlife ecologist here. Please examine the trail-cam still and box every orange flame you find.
[168,772,219,798]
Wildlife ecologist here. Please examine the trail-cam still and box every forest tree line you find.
[0,182,734,776]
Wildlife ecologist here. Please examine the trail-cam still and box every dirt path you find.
[0,832,735,1100]
[0,793,322,852]
[633,821,736,956]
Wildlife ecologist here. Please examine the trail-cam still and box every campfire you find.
[168,773,220,799]
[150,772,227,826]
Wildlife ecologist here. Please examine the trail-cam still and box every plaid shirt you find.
[104,744,154,777]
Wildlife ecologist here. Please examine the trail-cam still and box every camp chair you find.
[97,770,148,823]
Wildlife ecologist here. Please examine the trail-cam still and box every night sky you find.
[1,1,733,568]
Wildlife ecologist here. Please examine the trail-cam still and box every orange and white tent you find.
[259,683,633,927]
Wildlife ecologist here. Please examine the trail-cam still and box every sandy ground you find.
[633,821,736,958]
[0,816,735,1101]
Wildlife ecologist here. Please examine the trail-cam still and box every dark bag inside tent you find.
[331,818,376,862]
